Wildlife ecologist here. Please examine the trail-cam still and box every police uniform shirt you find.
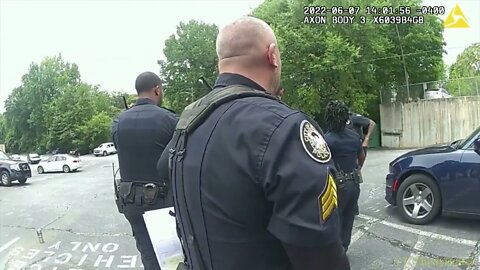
[112,98,178,183]
[324,129,363,173]
[165,73,341,269]
[346,113,370,140]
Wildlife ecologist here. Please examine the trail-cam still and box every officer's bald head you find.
[135,71,163,104]
[216,16,281,94]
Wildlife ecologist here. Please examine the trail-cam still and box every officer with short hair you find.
[112,71,178,270]
[158,16,349,270]
[324,100,366,252]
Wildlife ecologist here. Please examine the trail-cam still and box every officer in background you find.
[324,100,366,252]
[346,110,375,216]
[159,16,349,270]
[112,71,178,270]
[346,110,376,156]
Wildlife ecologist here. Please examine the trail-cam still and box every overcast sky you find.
[1,0,479,113]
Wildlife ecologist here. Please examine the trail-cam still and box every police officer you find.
[112,71,178,270]
[346,110,375,216]
[158,16,349,270]
[346,110,376,156]
[324,100,366,252]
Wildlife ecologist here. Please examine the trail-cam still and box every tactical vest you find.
[168,85,279,270]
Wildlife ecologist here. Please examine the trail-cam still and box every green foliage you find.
[0,114,5,143]
[447,43,480,96]
[158,20,219,113]
[253,0,445,122]
[3,55,121,153]
[77,112,113,150]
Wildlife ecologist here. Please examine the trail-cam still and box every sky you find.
[0,0,479,113]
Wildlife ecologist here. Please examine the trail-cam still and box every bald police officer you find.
[324,101,366,252]
[159,16,349,270]
[112,72,178,270]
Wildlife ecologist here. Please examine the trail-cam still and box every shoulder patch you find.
[300,120,331,163]
[319,172,338,223]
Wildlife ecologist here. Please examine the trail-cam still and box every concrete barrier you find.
[380,96,480,148]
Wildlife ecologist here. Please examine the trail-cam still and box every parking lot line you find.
[403,235,426,270]
[0,237,20,253]
[351,227,368,245]
[358,214,477,247]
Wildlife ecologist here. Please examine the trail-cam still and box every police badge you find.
[300,120,331,163]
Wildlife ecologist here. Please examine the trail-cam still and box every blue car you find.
[385,126,480,224]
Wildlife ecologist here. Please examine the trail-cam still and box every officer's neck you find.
[137,94,159,104]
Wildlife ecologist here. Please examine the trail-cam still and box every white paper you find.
[143,207,184,269]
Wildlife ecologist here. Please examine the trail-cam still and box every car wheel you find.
[18,178,27,184]
[103,151,107,156]
[63,165,71,173]
[0,171,12,186]
[37,166,44,174]
[396,174,441,225]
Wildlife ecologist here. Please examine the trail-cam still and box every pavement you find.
[0,150,479,270]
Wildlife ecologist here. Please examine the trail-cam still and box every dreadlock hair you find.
[324,100,350,132]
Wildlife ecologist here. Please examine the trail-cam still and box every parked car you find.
[10,154,21,160]
[27,153,41,164]
[0,151,32,186]
[424,88,452,99]
[385,126,480,224]
[37,154,82,174]
[93,143,117,157]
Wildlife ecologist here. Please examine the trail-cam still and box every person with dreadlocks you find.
[324,100,366,252]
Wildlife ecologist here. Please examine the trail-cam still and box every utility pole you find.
[395,24,410,101]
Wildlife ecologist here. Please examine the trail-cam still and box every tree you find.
[44,83,119,152]
[77,112,113,150]
[447,43,480,96]
[253,0,445,123]
[3,55,81,152]
[3,55,121,153]
[158,20,219,113]
[0,114,5,144]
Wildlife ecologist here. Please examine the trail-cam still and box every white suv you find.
[93,143,117,157]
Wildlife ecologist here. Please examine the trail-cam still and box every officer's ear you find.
[154,85,161,96]
[267,43,279,68]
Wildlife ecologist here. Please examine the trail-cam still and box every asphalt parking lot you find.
[0,150,479,270]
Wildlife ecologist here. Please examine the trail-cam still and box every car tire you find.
[103,151,107,156]
[37,166,44,174]
[396,174,441,225]
[0,171,12,186]
[18,178,27,184]
[63,165,70,173]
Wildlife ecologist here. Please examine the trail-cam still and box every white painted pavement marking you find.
[0,237,20,253]
[358,214,476,247]
[403,235,426,270]
[350,227,368,245]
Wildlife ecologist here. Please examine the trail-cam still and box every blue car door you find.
[458,147,480,214]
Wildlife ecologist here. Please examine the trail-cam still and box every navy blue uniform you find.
[159,73,348,270]
[324,129,363,251]
[346,113,370,141]
[112,97,178,270]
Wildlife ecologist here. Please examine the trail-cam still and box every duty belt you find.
[336,169,363,185]
[118,181,168,206]
[336,171,356,185]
